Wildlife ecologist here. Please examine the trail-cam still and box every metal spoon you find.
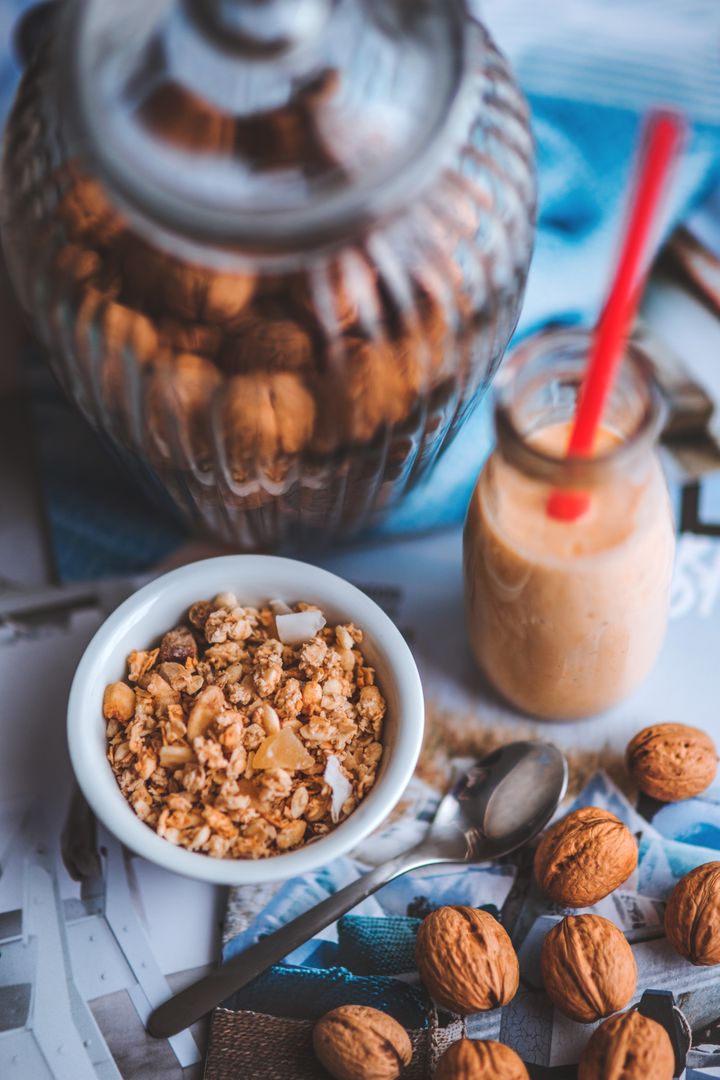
[148,739,568,1038]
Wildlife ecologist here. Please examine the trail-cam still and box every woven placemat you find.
[204,1007,465,1079]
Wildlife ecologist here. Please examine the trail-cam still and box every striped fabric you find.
[481,0,720,121]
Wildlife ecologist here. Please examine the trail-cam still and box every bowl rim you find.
[67,554,424,886]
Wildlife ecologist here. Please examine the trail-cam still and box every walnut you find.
[540,914,637,1023]
[57,175,124,244]
[340,338,421,444]
[204,270,257,329]
[312,1005,411,1080]
[148,352,222,464]
[577,1010,674,1080]
[415,906,519,1014]
[74,287,159,411]
[138,82,235,154]
[534,807,638,907]
[113,234,206,320]
[665,861,720,965]
[219,316,313,374]
[53,243,102,286]
[626,723,717,802]
[434,1040,529,1080]
[103,299,159,387]
[290,255,373,333]
[158,318,223,359]
[224,371,315,466]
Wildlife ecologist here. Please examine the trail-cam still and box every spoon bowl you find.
[424,740,568,863]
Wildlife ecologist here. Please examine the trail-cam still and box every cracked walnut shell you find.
[665,861,720,965]
[312,1005,411,1080]
[577,1010,674,1080]
[540,914,637,1023]
[415,906,519,1015]
[434,1039,529,1080]
[534,807,638,907]
[626,723,717,802]
[224,371,316,465]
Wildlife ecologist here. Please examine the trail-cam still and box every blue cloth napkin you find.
[4,0,720,575]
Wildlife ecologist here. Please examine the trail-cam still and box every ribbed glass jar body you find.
[2,1,535,548]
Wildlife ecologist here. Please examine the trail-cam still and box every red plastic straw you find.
[547,111,685,521]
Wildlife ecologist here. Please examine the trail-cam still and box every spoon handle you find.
[147,850,428,1038]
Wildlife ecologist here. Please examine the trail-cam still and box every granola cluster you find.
[104,595,386,859]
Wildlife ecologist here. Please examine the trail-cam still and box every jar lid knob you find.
[189,0,335,55]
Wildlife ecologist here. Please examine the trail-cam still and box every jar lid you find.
[63,0,471,253]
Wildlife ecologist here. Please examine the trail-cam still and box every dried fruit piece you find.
[577,1010,674,1080]
[276,609,326,645]
[188,600,213,629]
[416,906,519,1014]
[534,807,638,907]
[159,625,198,664]
[253,727,314,771]
[434,1039,529,1080]
[665,861,720,965]
[540,915,637,1023]
[324,755,352,823]
[313,1005,411,1080]
[626,723,717,802]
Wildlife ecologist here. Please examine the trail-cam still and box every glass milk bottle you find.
[464,327,675,721]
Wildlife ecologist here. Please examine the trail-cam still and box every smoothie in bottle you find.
[464,328,675,720]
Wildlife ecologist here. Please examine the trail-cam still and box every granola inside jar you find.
[103,595,386,859]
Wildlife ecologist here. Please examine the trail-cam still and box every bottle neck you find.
[493,327,665,492]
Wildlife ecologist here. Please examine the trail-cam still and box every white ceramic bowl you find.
[67,555,424,886]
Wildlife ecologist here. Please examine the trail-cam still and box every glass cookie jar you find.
[2,0,536,548]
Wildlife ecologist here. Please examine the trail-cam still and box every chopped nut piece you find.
[186,685,225,741]
[103,682,136,723]
[290,785,309,819]
[257,702,281,734]
[159,745,195,768]
[277,820,307,849]
[213,591,239,609]
[127,649,159,682]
